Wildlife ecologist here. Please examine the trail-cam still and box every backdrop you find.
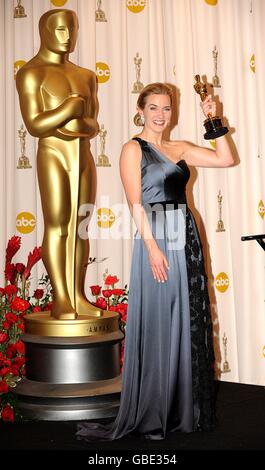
[0,0,264,385]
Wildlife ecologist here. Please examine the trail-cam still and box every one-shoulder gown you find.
[76,137,215,441]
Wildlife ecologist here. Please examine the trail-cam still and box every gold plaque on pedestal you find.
[25,310,120,337]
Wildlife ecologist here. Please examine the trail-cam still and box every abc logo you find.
[127,0,146,13]
[16,212,36,234]
[204,0,218,5]
[97,208,116,228]
[96,62,110,83]
[258,200,265,219]
[250,54,255,73]
[14,60,26,80]
[215,272,229,293]
[51,0,68,6]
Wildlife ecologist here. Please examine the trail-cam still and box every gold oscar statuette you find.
[17,124,32,169]
[221,332,231,373]
[14,0,27,18]
[16,9,119,335]
[132,52,144,93]
[212,46,221,88]
[194,74,228,140]
[216,190,225,232]
[95,0,107,22]
[96,125,111,167]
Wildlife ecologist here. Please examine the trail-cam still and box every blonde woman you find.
[77,82,234,441]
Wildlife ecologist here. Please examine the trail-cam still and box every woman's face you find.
[140,93,172,132]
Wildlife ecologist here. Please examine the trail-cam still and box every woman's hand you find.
[148,244,169,283]
[201,94,216,118]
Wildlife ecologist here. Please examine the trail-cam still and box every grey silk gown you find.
[76,137,215,441]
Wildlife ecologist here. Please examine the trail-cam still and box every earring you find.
[140,115,145,125]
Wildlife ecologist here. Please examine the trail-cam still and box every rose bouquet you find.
[89,273,128,369]
[0,236,44,421]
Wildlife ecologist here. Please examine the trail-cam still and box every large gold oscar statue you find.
[16,9,113,323]
[15,10,121,420]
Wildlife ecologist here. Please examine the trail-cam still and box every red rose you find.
[44,302,53,311]
[102,289,113,298]
[116,303,128,314]
[10,365,20,376]
[17,323,25,332]
[0,333,9,344]
[116,303,128,322]
[0,367,11,377]
[16,263,25,274]
[94,297,107,309]
[10,297,30,312]
[1,404,14,422]
[6,344,17,359]
[13,340,25,355]
[0,352,5,361]
[14,356,25,367]
[0,287,5,296]
[5,313,18,325]
[0,381,9,394]
[32,306,41,312]
[109,306,117,311]
[104,275,119,286]
[2,321,11,330]
[33,289,44,300]
[90,285,101,296]
[4,285,17,297]
[112,289,125,296]
[3,359,11,367]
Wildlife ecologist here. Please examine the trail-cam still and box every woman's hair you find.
[134,82,173,126]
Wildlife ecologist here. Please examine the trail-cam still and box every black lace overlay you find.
[185,209,216,430]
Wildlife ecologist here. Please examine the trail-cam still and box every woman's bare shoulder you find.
[122,138,141,149]
[120,139,142,160]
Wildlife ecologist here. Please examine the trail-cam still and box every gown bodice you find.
[132,137,190,205]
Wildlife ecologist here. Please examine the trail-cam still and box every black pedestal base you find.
[15,331,123,420]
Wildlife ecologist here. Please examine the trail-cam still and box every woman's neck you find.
[137,130,163,146]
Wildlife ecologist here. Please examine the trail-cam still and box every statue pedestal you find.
[15,313,123,420]
[15,375,122,421]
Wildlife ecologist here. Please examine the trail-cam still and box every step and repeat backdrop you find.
[0,0,264,385]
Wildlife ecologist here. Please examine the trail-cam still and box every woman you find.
[76,82,234,441]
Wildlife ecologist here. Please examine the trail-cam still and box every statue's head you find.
[39,9,78,54]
